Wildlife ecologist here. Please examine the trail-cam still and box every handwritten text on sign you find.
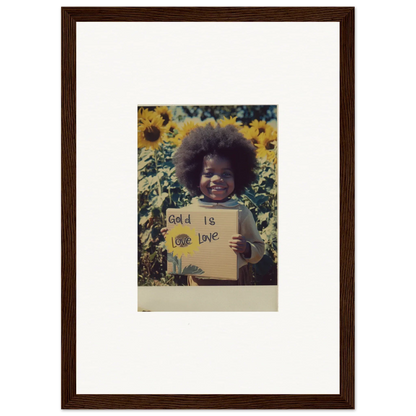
[166,208,238,280]
[168,214,219,245]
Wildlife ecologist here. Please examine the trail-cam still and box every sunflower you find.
[218,116,242,128]
[261,127,277,150]
[138,107,155,121]
[166,224,200,258]
[174,120,200,143]
[166,130,182,147]
[155,106,173,128]
[168,121,179,134]
[241,126,261,146]
[256,129,277,163]
[165,121,180,146]
[138,108,154,132]
[268,150,277,164]
[138,114,168,149]
[202,118,217,128]
[250,119,269,135]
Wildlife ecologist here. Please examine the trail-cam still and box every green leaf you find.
[244,189,268,207]
[138,177,149,189]
[140,229,152,246]
[155,192,169,207]
[139,215,148,226]
[257,212,269,224]
[167,253,180,274]
[151,227,160,239]
[147,172,164,188]
[181,265,205,275]
[138,159,153,170]
[167,252,179,265]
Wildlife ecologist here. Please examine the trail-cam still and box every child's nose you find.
[212,174,223,181]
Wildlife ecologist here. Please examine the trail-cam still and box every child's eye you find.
[202,171,233,178]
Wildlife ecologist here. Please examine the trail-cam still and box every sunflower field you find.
[138,105,278,286]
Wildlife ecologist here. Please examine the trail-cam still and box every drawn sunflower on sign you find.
[166,224,200,258]
[166,225,205,275]
[138,114,168,149]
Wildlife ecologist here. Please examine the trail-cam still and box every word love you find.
[171,234,192,248]
[170,232,220,248]
[198,232,219,244]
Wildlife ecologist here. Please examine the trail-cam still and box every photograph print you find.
[138,105,278,289]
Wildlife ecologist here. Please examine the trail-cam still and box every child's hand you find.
[161,227,168,239]
[229,234,251,257]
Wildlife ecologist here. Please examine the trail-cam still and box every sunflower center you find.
[258,127,265,134]
[144,126,161,142]
[160,113,170,126]
[175,234,192,247]
[266,141,275,150]
[250,138,258,145]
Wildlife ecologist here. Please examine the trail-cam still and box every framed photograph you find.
[137,104,278,312]
[62,7,354,409]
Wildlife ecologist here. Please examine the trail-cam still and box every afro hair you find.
[173,124,257,197]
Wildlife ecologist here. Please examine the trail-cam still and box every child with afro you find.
[162,124,264,285]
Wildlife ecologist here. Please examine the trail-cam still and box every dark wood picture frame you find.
[62,7,354,409]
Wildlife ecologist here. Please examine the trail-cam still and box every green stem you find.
[153,149,162,197]
[153,149,165,223]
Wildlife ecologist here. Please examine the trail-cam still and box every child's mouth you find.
[209,186,227,193]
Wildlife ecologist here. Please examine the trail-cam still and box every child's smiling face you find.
[199,155,235,202]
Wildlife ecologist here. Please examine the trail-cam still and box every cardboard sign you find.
[166,208,238,280]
